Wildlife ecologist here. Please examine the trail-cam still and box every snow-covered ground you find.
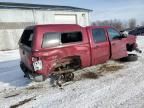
[0,36,144,108]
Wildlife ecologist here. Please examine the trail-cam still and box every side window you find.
[42,31,82,48]
[92,28,107,43]
[61,32,82,43]
[42,33,60,48]
[108,28,121,40]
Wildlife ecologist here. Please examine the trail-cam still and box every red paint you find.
[19,24,137,77]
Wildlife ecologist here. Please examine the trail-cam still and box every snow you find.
[0,36,144,108]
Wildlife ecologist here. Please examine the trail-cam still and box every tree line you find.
[92,18,144,31]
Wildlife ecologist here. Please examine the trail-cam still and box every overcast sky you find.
[0,0,144,24]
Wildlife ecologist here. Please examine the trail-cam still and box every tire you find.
[64,73,74,82]
[120,54,138,62]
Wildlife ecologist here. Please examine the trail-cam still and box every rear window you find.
[20,30,33,47]
[42,31,82,48]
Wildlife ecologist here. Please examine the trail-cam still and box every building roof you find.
[0,2,92,12]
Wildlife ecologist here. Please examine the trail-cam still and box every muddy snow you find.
[0,36,144,108]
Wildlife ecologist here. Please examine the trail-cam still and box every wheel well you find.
[54,56,81,71]
[126,44,134,52]
[68,56,81,69]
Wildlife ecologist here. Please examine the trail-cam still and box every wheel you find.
[120,54,138,62]
[63,73,74,82]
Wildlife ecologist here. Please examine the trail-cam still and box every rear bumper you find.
[20,62,34,79]
[20,62,46,81]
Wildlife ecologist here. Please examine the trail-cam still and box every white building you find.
[0,2,92,50]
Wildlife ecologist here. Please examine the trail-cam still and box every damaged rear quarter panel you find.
[33,42,91,76]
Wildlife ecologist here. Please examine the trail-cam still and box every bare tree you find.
[128,18,136,29]
[91,19,125,30]
[141,21,144,26]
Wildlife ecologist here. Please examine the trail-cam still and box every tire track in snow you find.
[27,60,143,108]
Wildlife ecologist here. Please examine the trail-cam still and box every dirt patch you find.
[97,64,124,73]
[49,63,124,86]
[81,72,99,79]
[10,96,36,108]
[80,63,123,79]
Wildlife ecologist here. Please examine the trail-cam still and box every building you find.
[0,2,92,50]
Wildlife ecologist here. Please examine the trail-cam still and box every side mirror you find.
[121,31,128,37]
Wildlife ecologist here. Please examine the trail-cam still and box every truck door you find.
[107,28,128,59]
[89,28,110,65]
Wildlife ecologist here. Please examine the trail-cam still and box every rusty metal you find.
[53,69,74,75]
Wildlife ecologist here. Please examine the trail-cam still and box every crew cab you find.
[19,24,138,81]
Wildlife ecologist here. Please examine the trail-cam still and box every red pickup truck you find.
[19,24,139,81]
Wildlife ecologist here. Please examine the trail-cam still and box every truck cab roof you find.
[26,24,113,29]
[86,25,113,29]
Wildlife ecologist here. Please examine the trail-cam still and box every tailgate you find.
[19,46,33,71]
[19,29,34,71]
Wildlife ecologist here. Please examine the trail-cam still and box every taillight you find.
[32,57,39,62]
[32,57,43,71]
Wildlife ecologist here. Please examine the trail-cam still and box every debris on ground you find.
[81,72,99,79]
[97,64,124,73]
